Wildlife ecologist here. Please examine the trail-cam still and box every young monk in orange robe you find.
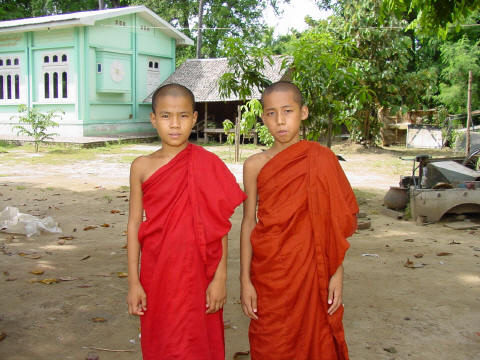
[127,83,245,360]
[241,81,358,360]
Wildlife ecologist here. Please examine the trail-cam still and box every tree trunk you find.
[327,113,333,148]
[196,0,204,59]
[98,0,105,9]
[466,70,473,156]
[235,105,241,162]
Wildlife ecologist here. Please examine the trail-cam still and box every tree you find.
[435,35,480,114]
[381,0,480,36]
[12,105,62,152]
[133,0,287,60]
[290,30,368,147]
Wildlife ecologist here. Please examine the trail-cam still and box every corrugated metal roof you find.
[0,6,193,45]
[144,55,292,103]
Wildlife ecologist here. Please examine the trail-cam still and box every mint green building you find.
[0,6,192,137]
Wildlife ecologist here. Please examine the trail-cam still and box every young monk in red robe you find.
[241,81,358,360]
[127,83,245,360]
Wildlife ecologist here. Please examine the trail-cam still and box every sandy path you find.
[0,143,479,360]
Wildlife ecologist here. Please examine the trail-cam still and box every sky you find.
[263,0,332,36]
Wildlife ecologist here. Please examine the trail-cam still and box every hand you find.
[241,280,258,320]
[127,282,147,316]
[327,267,343,315]
[206,276,226,314]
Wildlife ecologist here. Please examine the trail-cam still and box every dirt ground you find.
[0,142,479,360]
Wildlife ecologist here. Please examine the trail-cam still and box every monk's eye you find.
[161,114,169,119]
[266,111,274,117]
[284,109,293,113]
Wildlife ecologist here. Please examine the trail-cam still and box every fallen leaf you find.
[57,240,65,245]
[40,278,58,285]
[448,240,461,245]
[100,223,110,228]
[233,351,250,359]
[3,271,9,276]
[21,253,42,259]
[110,210,121,214]
[58,236,75,240]
[383,346,397,354]
[5,278,17,281]
[0,332,6,342]
[403,238,414,242]
[78,284,93,288]
[91,317,106,323]
[117,272,128,278]
[83,226,97,231]
[59,276,77,281]
[414,254,423,258]
[224,320,231,329]
[116,195,127,198]
[80,255,91,261]
[436,252,452,256]
[404,258,425,268]
[121,243,127,249]
[30,270,44,275]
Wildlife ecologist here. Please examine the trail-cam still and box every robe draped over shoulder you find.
[249,141,358,360]
[138,143,245,360]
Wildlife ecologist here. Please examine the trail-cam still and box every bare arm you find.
[127,157,147,316]
[206,234,228,314]
[240,156,261,320]
[327,264,344,315]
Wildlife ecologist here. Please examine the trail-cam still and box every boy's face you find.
[150,95,197,148]
[261,90,308,145]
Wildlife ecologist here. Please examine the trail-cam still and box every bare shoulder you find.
[243,151,270,179]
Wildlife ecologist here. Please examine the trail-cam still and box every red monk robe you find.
[249,141,358,360]
[138,143,245,360]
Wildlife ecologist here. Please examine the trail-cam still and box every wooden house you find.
[144,56,291,142]
[0,6,192,138]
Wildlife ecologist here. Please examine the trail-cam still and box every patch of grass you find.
[119,155,138,163]
[118,185,129,192]
[16,185,27,190]
[103,195,113,203]
[46,187,54,191]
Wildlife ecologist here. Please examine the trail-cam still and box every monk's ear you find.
[192,111,198,125]
[150,112,157,127]
[300,105,308,121]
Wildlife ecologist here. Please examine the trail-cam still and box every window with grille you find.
[0,56,21,102]
[41,52,70,100]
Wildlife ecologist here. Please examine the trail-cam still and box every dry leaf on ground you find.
[91,317,106,323]
[233,351,250,359]
[117,272,128,278]
[100,223,110,228]
[30,270,44,275]
[404,258,425,268]
[58,236,75,240]
[83,226,97,231]
[437,252,452,256]
[40,278,58,285]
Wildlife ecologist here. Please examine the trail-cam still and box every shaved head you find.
[261,81,303,107]
[151,83,195,113]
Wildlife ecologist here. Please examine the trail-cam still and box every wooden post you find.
[466,70,473,156]
[196,0,204,59]
[204,102,208,144]
[235,105,241,162]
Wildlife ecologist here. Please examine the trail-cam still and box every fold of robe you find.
[138,143,246,360]
[249,140,358,360]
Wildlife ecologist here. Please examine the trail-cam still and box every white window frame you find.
[146,57,160,95]
[39,51,73,103]
[0,54,23,104]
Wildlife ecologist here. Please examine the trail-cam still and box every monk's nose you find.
[170,116,180,128]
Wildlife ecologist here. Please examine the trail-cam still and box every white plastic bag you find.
[0,206,62,237]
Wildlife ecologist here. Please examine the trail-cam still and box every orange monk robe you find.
[138,143,245,360]
[249,141,358,360]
